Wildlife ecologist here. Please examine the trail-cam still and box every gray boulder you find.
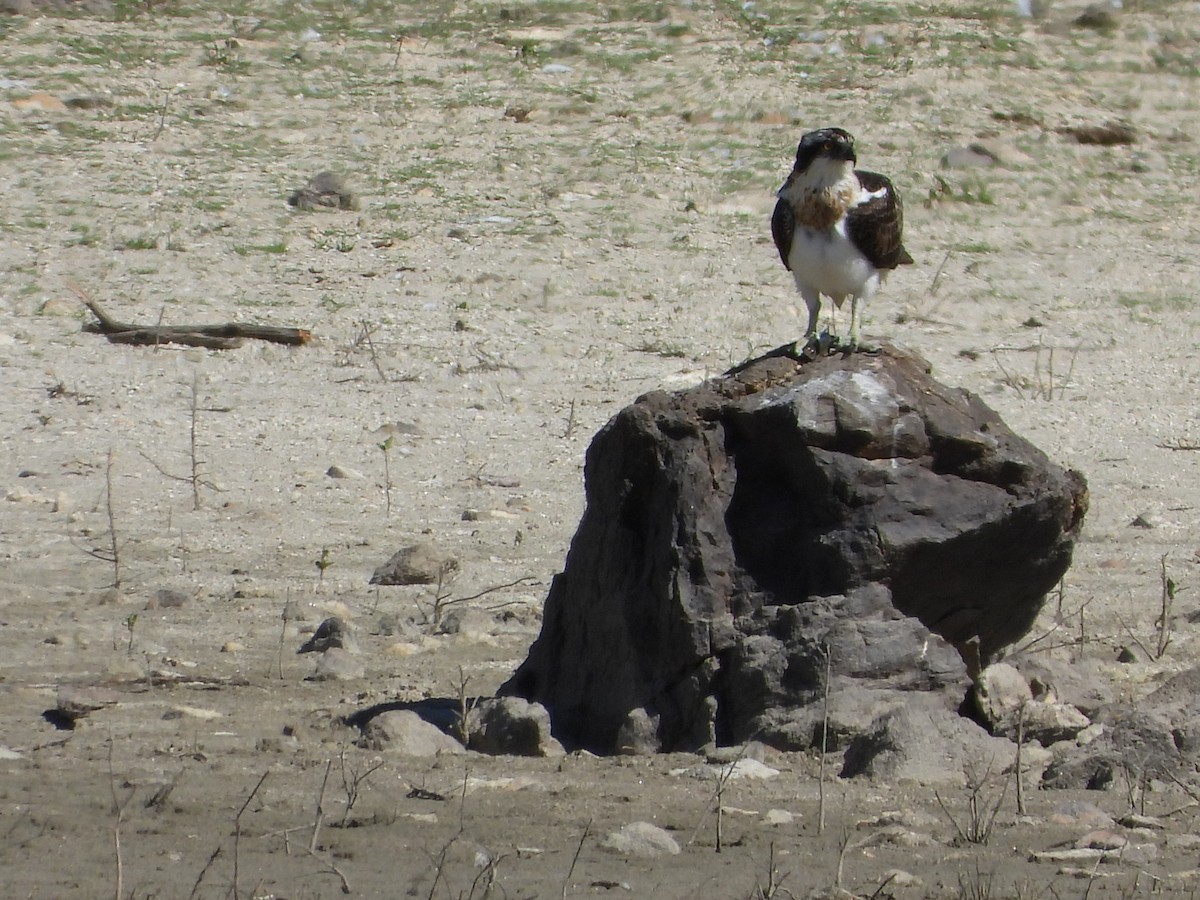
[361,710,465,756]
[502,346,1087,753]
[841,695,1019,784]
[466,696,564,757]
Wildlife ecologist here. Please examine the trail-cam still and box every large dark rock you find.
[502,346,1088,754]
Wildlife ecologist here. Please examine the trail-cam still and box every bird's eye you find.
[823,141,832,151]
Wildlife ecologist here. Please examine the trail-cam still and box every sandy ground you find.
[3,1,1200,897]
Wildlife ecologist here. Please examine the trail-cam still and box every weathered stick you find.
[71,284,312,349]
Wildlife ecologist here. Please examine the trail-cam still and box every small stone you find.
[361,710,465,755]
[1129,513,1156,529]
[764,809,794,826]
[600,822,680,858]
[146,589,191,610]
[371,421,421,438]
[880,870,920,889]
[467,697,564,757]
[616,708,660,755]
[163,705,223,721]
[370,544,459,586]
[975,662,1032,730]
[941,144,999,169]
[1048,800,1114,829]
[56,686,120,722]
[670,759,780,781]
[1119,813,1164,830]
[1076,830,1127,851]
[298,617,358,654]
[326,465,364,479]
[306,648,365,681]
[1063,121,1136,146]
[1074,3,1117,28]
[221,641,244,653]
[705,741,767,764]
[288,171,360,211]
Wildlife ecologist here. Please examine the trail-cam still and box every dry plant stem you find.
[934,760,1010,845]
[818,643,832,836]
[379,436,394,517]
[107,738,135,900]
[113,806,123,900]
[359,319,388,382]
[456,666,473,747]
[189,373,201,510]
[311,759,332,853]
[1015,704,1026,816]
[561,398,577,440]
[1157,553,1175,659]
[233,770,270,900]
[687,739,755,850]
[751,841,793,900]
[990,348,1026,400]
[304,846,352,895]
[105,448,120,588]
[926,249,952,297]
[459,767,469,833]
[271,593,289,680]
[338,746,384,827]
[187,845,222,900]
[425,575,537,632]
[561,820,592,900]
[834,826,850,890]
[152,89,169,141]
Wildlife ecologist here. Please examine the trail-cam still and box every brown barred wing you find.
[771,195,796,271]
[846,170,914,270]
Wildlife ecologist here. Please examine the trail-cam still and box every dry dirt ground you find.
[3,1,1200,897]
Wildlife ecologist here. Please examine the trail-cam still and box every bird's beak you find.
[831,140,856,163]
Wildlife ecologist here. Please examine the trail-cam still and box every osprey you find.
[771,127,912,349]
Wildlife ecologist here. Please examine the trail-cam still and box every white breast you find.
[787,218,879,302]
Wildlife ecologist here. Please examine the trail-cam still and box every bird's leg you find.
[793,288,826,357]
[801,289,821,340]
[847,297,879,353]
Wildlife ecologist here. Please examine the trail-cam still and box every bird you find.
[771,127,913,350]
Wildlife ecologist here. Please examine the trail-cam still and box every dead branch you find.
[71,284,312,349]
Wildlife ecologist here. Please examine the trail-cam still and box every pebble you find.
[370,543,459,586]
[669,758,780,781]
[146,588,191,610]
[1076,830,1127,851]
[163,705,223,721]
[57,686,120,721]
[326,465,364,479]
[763,809,794,826]
[941,144,999,169]
[306,648,365,681]
[1048,800,1114,828]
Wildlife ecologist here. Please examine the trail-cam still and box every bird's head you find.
[792,128,857,177]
